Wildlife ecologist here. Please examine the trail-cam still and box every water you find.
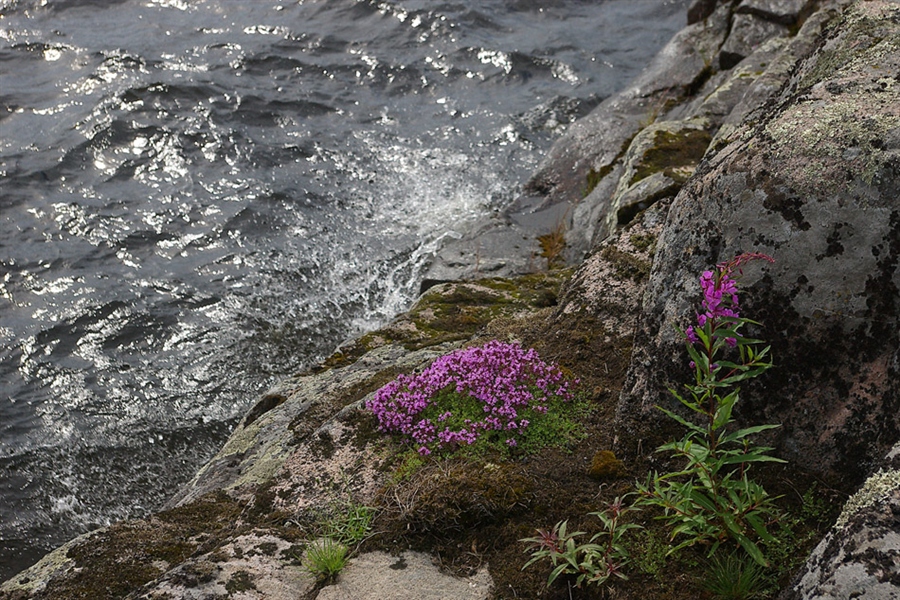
[0,0,687,579]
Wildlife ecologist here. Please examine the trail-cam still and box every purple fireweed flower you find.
[365,340,575,454]
[684,252,774,368]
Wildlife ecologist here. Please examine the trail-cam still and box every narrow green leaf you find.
[746,512,775,543]
[720,367,770,385]
[735,534,768,567]
[720,511,742,537]
[720,453,787,465]
[693,325,710,346]
[719,424,781,444]
[689,489,717,513]
[657,407,707,433]
[712,392,738,430]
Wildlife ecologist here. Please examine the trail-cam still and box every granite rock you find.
[780,444,900,600]
[615,0,900,491]
[720,12,790,69]
[737,0,813,25]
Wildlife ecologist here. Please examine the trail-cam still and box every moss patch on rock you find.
[316,271,573,372]
[29,492,241,600]
[628,128,712,187]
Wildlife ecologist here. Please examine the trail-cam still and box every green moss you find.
[308,271,576,377]
[254,541,279,556]
[835,468,900,529]
[158,490,243,534]
[601,246,652,282]
[629,129,711,187]
[588,450,628,479]
[34,491,245,600]
[404,276,570,349]
[384,450,428,484]
[514,391,592,456]
[629,233,657,253]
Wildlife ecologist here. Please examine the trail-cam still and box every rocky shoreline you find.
[3,0,899,598]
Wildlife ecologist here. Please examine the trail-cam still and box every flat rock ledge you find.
[316,551,492,600]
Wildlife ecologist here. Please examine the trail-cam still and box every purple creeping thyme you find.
[365,340,575,454]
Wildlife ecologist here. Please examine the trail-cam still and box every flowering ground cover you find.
[366,340,579,456]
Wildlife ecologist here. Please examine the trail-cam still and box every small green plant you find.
[521,496,641,588]
[798,483,831,525]
[627,528,670,578]
[321,501,375,546]
[701,550,766,600]
[636,253,784,566]
[303,537,349,582]
[513,390,591,455]
[753,485,836,595]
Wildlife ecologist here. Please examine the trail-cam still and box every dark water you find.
[0,0,687,579]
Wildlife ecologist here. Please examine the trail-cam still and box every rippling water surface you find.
[0,0,687,578]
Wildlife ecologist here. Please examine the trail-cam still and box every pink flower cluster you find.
[685,252,774,347]
[365,340,574,455]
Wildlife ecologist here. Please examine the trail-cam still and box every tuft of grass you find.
[321,501,376,546]
[700,551,766,600]
[304,537,349,582]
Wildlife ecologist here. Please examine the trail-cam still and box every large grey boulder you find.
[168,342,461,508]
[615,0,900,490]
[711,4,846,148]
[780,444,900,600]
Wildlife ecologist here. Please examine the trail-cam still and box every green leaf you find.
[547,563,570,587]
[735,533,768,567]
[746,512,776,543]
[693,325,710,346]
[712,391,738,430]
[720,366,770,385]
[686,342,709,374]
[720,511,743,537]
[720,453,786,465]
[689,489,717,513]
[714,359,749,370]
[738,317,765,327]
[657,406,706,433]
[719,424,781,445]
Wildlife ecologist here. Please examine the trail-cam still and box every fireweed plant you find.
[522,495,640,588]
[366,340,577,456]
[636,252,784,567]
